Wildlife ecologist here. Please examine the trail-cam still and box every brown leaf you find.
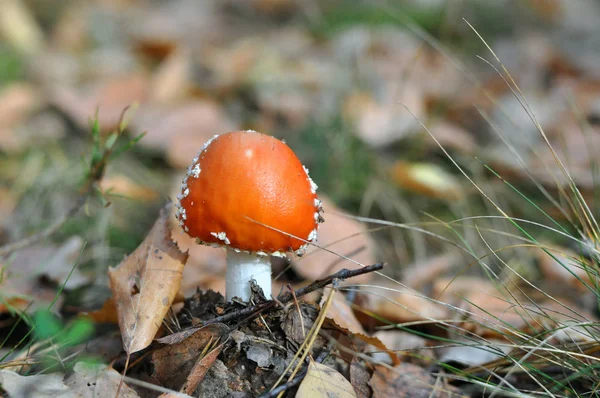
[401,253,461,290]
[152,323,229,391]
[354,283,448,330]
[108,204,188,354]
[133,101,237,168]
[84,297,119,324]
[181,340,226,395]
[0,236,86,313]
[433,276,598,340]
[370,330,433,364]
[343,86,424,147]
[535,244,594,293]
[150,49,193,104]
[50,74,149,133]
[369,364,464,398]
[100,174,158,202]
[350,358,371,398]
[0,83,44,152]
[321,287,365,335]
[293,196,376,284]
[296,360,357,398]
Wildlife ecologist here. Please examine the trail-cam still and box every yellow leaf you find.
[296,360,357,398]
[390,161,463,200]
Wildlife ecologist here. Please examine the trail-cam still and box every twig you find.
[201,263,384,327]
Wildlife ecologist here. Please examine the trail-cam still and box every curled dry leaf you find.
[369,363,464,398]
[296,360,357,398]
[321,287,365,335]
[293,196,376,284]
[152,323,229,392]
[108,204,188,354]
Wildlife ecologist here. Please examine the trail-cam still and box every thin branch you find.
[201,263,385,327]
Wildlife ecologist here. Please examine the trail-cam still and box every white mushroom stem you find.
[225,251,272,302]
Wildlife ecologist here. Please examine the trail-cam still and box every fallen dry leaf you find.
[350,358,371,398]
[84,297,119,324]
[433,276,598,340]
[100,174,158,202]
[0,236,86,313]
[390,161,463,201]
[65,362,139,398]
[321,287,365,335]
[296,360,357,398]
[0,369,71,398]
[401,252,462,290]
[133,100,237,168]
[0,0,44,54]
[293,196,376,284]
[108,204,188,354]
[150,48,193,104]
[370,330,433,365]
[535,244,595,293]
[343,88,424,148]
[152,323,229,391]
[0,362,139,398]
[50,73,150,133]
[0,82,44,152]
[354,282,448,330]
[369,363,464,398]
[181,340,227,395]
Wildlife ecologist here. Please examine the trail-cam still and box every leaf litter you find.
[108,204,188,354]
[2,1,600,397]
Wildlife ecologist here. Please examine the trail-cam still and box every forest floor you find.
[1,0,600,397]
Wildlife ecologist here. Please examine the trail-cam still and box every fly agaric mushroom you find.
[175,130,323,302]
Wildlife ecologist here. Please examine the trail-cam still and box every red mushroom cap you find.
[175,130,322,255]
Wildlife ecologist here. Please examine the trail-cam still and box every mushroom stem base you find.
[226,252,272,302]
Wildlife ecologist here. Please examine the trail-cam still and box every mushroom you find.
[175,130,323,302]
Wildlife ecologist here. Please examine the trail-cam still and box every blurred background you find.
[2,0,600,314]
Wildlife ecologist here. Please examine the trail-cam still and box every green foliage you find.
[32,309,94,346]
[0,45,24,84]
[309,2,445,38]
[297,116,375,211]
